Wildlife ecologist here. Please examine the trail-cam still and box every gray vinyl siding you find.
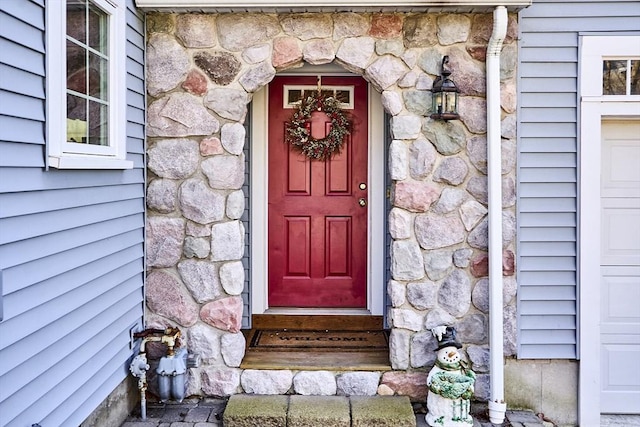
[242,105,251,329]
[0,1,145,426]
[517,0,640,359]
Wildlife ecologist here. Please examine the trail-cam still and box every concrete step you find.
[223,394,416,427]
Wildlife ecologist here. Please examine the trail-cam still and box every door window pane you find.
[603,60,627,95]
[631,60,640,95]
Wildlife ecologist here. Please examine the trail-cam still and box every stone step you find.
[223,394,416,427]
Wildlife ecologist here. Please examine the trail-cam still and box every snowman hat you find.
[435,326,462,350]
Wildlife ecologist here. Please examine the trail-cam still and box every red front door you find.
[268,75,368,308]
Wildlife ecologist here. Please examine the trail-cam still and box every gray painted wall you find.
[0,0,146,425]
[517,0,640,359]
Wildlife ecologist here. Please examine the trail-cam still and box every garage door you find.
[600,120,640,414]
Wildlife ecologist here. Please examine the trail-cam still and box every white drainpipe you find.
[486,5,508,424]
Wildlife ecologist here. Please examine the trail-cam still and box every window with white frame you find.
[47,0,131,169]
[603,59,640,95]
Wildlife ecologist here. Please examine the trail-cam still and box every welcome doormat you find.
[247,329,389,351]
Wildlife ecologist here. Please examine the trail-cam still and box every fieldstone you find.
[392,115,421,140]
[202,154,245,190]
[423,249,453,281]
[176,14,217,48]
[336,37,375,73]
[438,269,471,317]
[147,13,174,34]
[453,248,473,268]
[468,218,488,250]
[417,48,443,76]
[389,329,411,370]
[471,13,518,45]
[415,214,465,250]
[394,181,440,213]
[186,368,202,397]
[459,96,487,134]
[388,280,406,307]
[147,179,178,213]
[147,216,185,268]
[388,207,412,240]
[501,114,517,139]
[398,70,418,88]
[184,236,210,259]
[220,123,245,155]
[406,281,437,310]
[503,211,516,247]
[501,44,518,80]
[432,187,468,214]
[179,179,226,225]
[182,69,209,96]
[472,278,490,313]
[217,14,280,51]
[148,138,199,179]
[389,140,408,180]
[501,80,517,114]
[219,261,245,296]
[470,253,488,278]
[466,45,486,61]
[466,176,488,205]
[433,157,468,185]
[422,119,466,155]
[370,14,403,38]
[380,371,428,401]
[381,91,403,116]
[210,221,245,261]
[178,259,221,303]
[226,190,245,220]
[242,43,271,64]
[377,384,395,396]
[201,368,241,396]
[194,51,241,86]
[447,48,485,96]
[337,372,380,396]
[148,93,220,137]
[146,270,198,327]
[424,307,456,330]
[294,371,337,395]
[391,308,424,332]
[504,304,517,356]
[365,55,408,91]
[503,250,515,276]
[409,137,437,180]
[437,14,470,45]
[188,323,222,364]
[460,200,488,231]
[403,15,437,48]
[204,88,249,122]
[239,61,276,93]
[186,221,211,238]
[467,345,490,373]
[402,49,419,68]
[503,177,516,208]
[391,240,425,281]
[376,39,404,57]
[201,296,244,333]
[280,13,332,40]
[147,34,189,97]
[416,74,434,90]
[303,39,336,65]
[200,136,224,157]
[467,135,488,174]
[456,313,487,344]
[403,90,430,116]
[504,276,517,305]
[241,370,293,395]
[410,331,437,368]
[221,332,246,368]
[333,13,370,39]
[474,374,490,401]
[272,37,303,70]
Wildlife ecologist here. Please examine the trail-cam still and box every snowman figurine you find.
[425,326,476,427]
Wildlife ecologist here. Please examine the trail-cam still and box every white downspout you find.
[486,5,508,425]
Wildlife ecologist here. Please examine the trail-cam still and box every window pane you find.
[631,60,640,95]
[88,2,108,54]
[603,60,627,95]
[66,0,86,44]
[67,40,87,95]
[89,52,108,100]
[335,90,350,104]
[288,89,302,105]
[67,94,87,143]
[88,100,108,146]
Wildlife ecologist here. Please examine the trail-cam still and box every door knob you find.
[359,183,367,190]
[358,198,367,207]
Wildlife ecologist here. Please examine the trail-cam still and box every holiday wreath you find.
[285,92,351,161]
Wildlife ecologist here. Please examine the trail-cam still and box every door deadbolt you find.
[358,198,367,207]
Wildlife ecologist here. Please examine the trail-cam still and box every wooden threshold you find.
[251,314,383,331]
[240,350,391,371]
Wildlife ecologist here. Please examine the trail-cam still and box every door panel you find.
[268,75,368,308]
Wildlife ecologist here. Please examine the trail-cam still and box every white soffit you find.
[135,0,531,13]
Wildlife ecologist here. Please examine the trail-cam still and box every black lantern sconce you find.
[431,56,460,121]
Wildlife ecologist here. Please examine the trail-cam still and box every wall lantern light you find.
[431,56,460,121]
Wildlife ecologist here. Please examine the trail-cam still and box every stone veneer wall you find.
[144,11,519,400]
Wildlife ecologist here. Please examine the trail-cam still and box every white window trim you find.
[46,0,132,170]
[578,34,640,426]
